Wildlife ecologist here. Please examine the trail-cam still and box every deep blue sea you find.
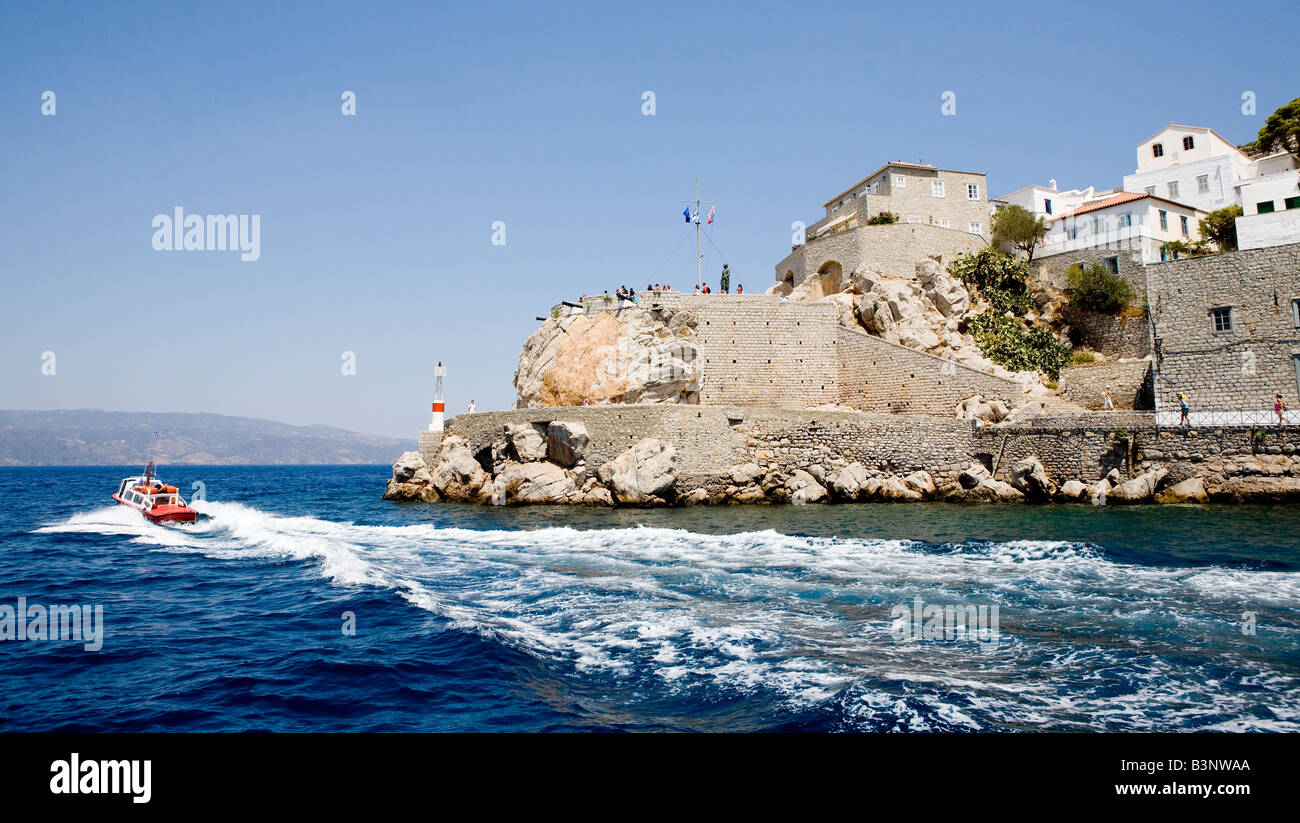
[1,465,1297,732]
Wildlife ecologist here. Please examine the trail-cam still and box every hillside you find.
[0,410,414,466]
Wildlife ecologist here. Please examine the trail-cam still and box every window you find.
[931,180,945,197]
[1182,135,1195,150]
[1145,186,1156,196]
[1104,256,1119,274]
[893,174,906,188]
[1292,298,1300,328]
[1285,196,1300,210]
[1180,215,1189,236]
[1210,306,1232,333]
[1197,174,1209,193]
[967,184,980,200]
[968,221,982,234]
[1152,143,1164,158]
[1044,198,1053,215]
[1119,213,1133,227]
[1159,210,1168,230]
[938,219,950,228]
[906,215,922,223]
[1258,200,1276,214]
[1167,181,1179,199]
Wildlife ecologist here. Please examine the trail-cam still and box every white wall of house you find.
[1123,154,1247,213]
[1234,169,1300,250]
[1134,125,1242,174]
[1040,197,1202,264]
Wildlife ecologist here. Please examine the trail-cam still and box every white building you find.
[1122,124,1296,214]
[1234,168,1300,250]
[996,180,1118,221]
[1039,191,1205,264]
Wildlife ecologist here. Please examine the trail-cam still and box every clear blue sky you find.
[2,1,1294,438]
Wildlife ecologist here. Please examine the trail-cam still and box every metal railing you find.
[1155,409,1300,428]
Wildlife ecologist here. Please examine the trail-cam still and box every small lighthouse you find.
[429,362,446,432]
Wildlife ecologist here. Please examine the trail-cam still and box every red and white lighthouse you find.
[429,362,446,432]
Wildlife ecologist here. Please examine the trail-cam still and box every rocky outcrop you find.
[505,423,547,462]
[1009,456,1055,498]
[545,421,588,467]
[1106,468,1168,503]
[514,307,700,407]
[1155,476,1208,504]
[430,435,492,503]
[498,460,578,504]
[383,451,440,502]
[956,395,1010,425]
[604,438,677,505]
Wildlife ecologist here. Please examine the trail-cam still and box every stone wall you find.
[1146,242,1300,412]
[1063,307,1152,358]
[834,326,1022,413]
[774,223,985,287]
[651,293,841,408]
[1059,360,1153,410]
[424,404,1300,500]
[1031,246,1147,297]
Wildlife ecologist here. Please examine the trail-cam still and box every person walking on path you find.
[1275,394,1287,429]
[1102,385,1114,410]
[467,399,477,413]
[720,264,731,294]
[1178,391,1190,426]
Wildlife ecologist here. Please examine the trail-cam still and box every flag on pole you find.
[691,207,700,224]
[706,205,715,224]
[683,206,690,223]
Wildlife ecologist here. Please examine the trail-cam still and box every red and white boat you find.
[112,460,198,523]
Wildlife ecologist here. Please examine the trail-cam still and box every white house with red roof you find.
[1038,191,1205,264]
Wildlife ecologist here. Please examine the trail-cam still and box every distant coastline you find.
[0,410,413,466]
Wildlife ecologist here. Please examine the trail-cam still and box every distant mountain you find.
[0,410,414,466]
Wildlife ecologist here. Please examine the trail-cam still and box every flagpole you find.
[696,178,701,288]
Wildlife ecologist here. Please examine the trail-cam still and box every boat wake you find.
[37,501,1300,731]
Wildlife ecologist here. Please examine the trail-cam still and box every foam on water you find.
[37,502,1300,731]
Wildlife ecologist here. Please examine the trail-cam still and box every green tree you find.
[866,212,899,225]
[991,204,1049,264]
[1198,205,1244,252]
[1066,263,1135,314]
[1240,96,1300,158]
[947,247,1029,294]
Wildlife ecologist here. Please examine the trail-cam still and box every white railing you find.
[1155,409,1300,428]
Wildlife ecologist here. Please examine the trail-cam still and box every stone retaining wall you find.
[1059,360,1153,410]
[1063,307,1152,358]
[421,405,1300,500]
[834,326,1022,413]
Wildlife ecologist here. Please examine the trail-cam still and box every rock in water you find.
[545,421,589,467]
[498,461,577,504]
[1106,468,1169,503]
[830,462,870,500]
[606,438,677,504]
[1155,476,1208,504]
[505,423,548,462]
[384,451,439,502]
[430,435,491,502]
[1009,456,1055,498]
[514,309,700,407]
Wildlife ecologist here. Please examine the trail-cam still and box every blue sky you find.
[1,0,1294,438]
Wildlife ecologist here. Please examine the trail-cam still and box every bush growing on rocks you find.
[1066,263,1135,315]
[966,312,1073,378]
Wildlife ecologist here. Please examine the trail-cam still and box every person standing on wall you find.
[1178,392,1190,426]
[1275,394,1287,429]
[1102,385,1114,411]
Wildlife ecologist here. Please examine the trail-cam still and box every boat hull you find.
[113,494,198,524]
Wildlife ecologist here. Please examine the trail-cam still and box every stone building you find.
[774,222,983,290]
[1146,242,1300,417]
[810,161,990,240]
